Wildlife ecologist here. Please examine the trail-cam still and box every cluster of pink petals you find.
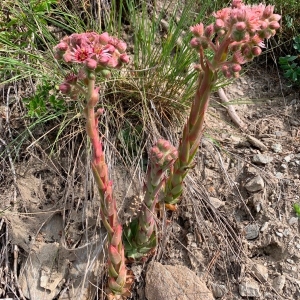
[54,32,129,71]
[190,0,281,78]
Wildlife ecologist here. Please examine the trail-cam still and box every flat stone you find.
[145,262,214,300]
[209,197,226,209]
[245,175,264,192]
[252,264,268,282]
[210,283,227,298]
[239,280,261,297]
[244,224,260,240]
[288,217,298,226]
[272,275,286,292]
[252,154,273,165]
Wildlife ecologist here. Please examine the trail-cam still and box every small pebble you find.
[289,217,299,226]
[271,143,282,153]
[260,222,269,232]
[244,224,260,240]
[286,259,294,264]
[284,155,292,162]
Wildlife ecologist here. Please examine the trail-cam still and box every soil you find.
[1,1,300,300]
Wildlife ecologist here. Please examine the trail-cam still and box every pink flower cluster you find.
[190,0,281,77]
[54,32,129,70]
[54,32,129,97]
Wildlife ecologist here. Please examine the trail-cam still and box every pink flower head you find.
[190,23,204,37]
[72,45,93,63]
[213,7,231,22]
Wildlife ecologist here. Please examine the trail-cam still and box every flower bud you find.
[65,73,78,84]
[98,54,110,66]
[98,32,110,45]
[103,44,116,54]
[56,42,68,52]
[232,51,245,64]
[235,22,246,31]
[263,5,274,18]
[190,37,201,48]
[85,58,97,70]
[100,69,111,78]
[63,52,72,63]
[214,19,225,31]
[232,0,243,8]
[236,9,246,21]
[190,23,204,37]
[204,24,214,38]
[269,14,281,22]
[251,46,262,56]
[119,53,130,64]
[222,65,231,78]
[260,21,268,30]
[269,21,280,30]
[59,83,71,94]
[231,64,242,72]
[107,57,118,68]
[116,41,127,53]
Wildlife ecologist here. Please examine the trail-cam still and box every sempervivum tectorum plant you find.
[54,32,131,299]
[163,0,281,207]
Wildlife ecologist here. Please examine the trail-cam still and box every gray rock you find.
[252,154,273,165]
[275,172,284,179]
[252,264,269,282]
[239,280,261,297]
[288,217,298,226]
[245,175,264,192]
[244,224,260,240]
[211,283,227,298]
[145,262,214,300]
[272,275,286,292]
[271,143,282,153]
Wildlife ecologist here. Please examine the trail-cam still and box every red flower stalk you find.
[55,32,130,298]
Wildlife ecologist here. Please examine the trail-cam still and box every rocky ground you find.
[1,66,299,300]
[1,0,300,299]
